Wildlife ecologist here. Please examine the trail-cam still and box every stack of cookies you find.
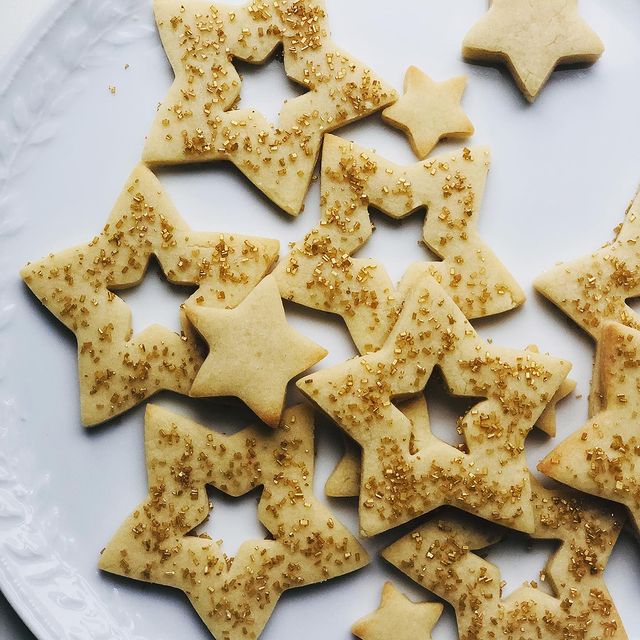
[22,1,634,639]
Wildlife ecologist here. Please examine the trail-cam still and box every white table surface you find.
[1,3,52,636]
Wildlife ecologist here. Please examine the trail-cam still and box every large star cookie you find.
[21,165,279,426]
[100,403,368,640]
[383,481,627,640]
[297,264,570,536]
[382,66,474,159]
[145,0,397,214]
[352,582,442,640]
[275,135,524,356]
[463,0,604,102]
[540,321,640,535]
[187,275,327,427]
[535,189,640,414]
[324,345,575,499]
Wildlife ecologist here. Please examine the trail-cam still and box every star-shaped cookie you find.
[276,135,524,356]
[21,164,279,426]
[535,189,640,414]
[324,348,574,499]
[352,582,442,640]
[297,264,570,536]
[463,0,604,102]
[145,0,397,214]
[383,481,627,640]
[382,67,474,159]
[186,275,327,426]
[100,403,368,640]
[539,321,640,534]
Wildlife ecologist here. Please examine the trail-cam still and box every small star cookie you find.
[383,481,627,640]
[100,403,369,640]
[187,275,327,427]
[21,165,279,426]
[145,0,397,214]
[539,321,640,534]
[535,189,640,414]
[382,66,474,159]
[352,582,442,640]
[463,0,604,102]
[298,264,570,536]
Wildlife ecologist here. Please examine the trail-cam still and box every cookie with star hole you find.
[535,188,640,415]
[539,322,640,538]
[382,66,474,159]
[297,263,571,536]
[324,347,574,499]
[99,403,369,640]
[275,135,524,356]
[144,0,397,215]
[20,165,279,426]
[463,0,604,102]
[383,480,627,640]
[352,582,442,640]
[186,275,327,427]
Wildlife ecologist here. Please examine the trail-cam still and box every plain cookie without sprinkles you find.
[20,165,279,426]
[382,66,474,159]
[539,321,640,537]
[100,404,368,640]
[145,0,397,214]
[462,0,604,102]
[187,274,327,427]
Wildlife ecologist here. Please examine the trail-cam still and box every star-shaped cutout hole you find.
[186,275,327,427]
[352,582,443,640]
[144,0,397,215]
[100,404,369,640]
[462,0,604,101]
[382,66,474,159]
[21,164,279,426]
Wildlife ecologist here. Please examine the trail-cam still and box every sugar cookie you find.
[145,0,397,214]
[463,0,604,101]
[383,481,627,640]
[100,403,368,640]
[21,165,279,426]
[382,67,474,159]
[186,275,327,427]
[352,582,442,640]
[297,264,570,536]
[540,321,640,537]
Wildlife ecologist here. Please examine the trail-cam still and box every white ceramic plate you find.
[3,1,640,638]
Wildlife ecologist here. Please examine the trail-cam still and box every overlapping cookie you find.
[383,480,627,640]
[325,344,576,499]
[297,263,570,536]
[186,274,327,427]
[145,0,397,214]
[536,189,640,414]
[21,165,279,426]
[100,404,368,640]
[540,321,640,536]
